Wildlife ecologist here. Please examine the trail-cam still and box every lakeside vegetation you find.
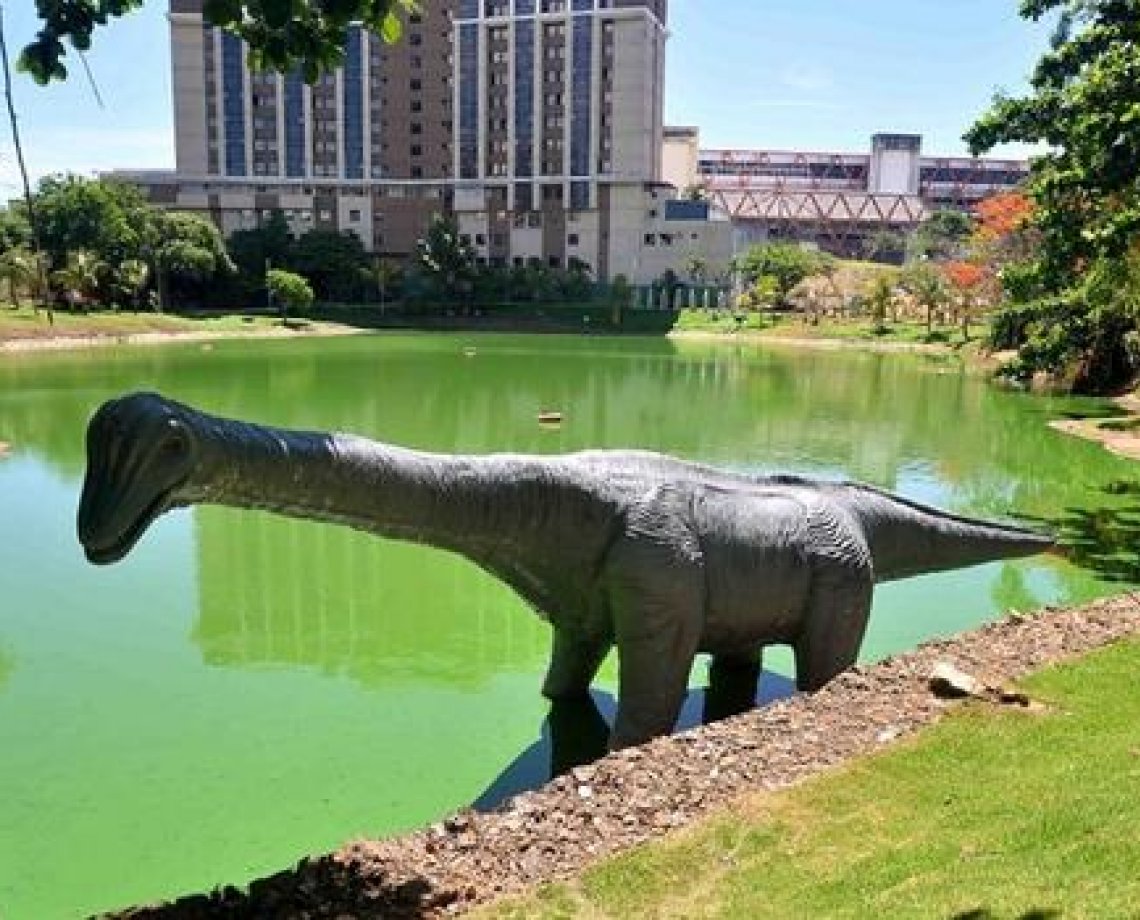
[485,638,1140,919]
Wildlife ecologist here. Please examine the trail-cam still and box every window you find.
[349,209,362,221]
[568,233,579,246]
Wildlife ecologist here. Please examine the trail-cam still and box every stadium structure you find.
[663,128,1030,257]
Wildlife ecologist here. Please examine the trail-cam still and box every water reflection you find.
[193,510,549,688]
[474,669,798,812]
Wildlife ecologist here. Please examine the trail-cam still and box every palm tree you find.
[374,258,400,315]
[51,250,104,309]
[114,258,150,310]
[0,246,35,307]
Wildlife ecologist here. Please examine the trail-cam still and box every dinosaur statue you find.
[77,392,1053,749]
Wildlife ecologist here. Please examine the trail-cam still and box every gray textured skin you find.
[78,392,1053,748]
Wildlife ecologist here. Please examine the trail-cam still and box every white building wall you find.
[608,17,658,182]
[169,13,208,175]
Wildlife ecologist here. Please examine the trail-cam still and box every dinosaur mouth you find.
[83,489,173,565]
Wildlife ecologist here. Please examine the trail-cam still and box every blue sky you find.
[0,0,1052,192]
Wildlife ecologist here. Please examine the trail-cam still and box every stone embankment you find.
[112,594,1140,919]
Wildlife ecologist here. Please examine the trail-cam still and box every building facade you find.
[118,0,732,284]
[663,128,1029,257]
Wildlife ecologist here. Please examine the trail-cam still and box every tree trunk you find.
[0,5,51,325]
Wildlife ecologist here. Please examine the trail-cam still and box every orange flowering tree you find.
[940,261,990,341]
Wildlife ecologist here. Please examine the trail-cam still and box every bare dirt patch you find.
[105,593,1140,919]
[1050,394,1140,461]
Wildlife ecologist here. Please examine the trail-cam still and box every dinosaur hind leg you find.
[542,629,610,700]
[794,561,873,692]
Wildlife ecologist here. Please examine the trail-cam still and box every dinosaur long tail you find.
[840,485,1054,583]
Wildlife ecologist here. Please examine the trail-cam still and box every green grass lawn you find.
[485,638,1140,919]
[0,305,340,341]
[672,308,983,346]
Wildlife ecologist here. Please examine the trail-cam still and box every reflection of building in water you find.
[192,508,550,689]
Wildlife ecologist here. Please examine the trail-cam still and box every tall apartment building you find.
[118,0,732,283]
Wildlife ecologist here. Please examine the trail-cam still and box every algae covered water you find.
[1,333,1136,917]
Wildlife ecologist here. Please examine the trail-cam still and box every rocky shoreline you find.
[107,593,1140,919]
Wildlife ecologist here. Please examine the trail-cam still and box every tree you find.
[941,261,988,341]
[862,229,908,264]
[416,215,475,305]
[112,258,149,310]
[50,249,104,308]
[964,0,1140,391]
[22,0,416,84]
[0,246,37,307]
[373,258,401,314]
[153,211,234,308]
[0,207,29,253]
[266,268,313,321]
[290,228,370,302]
[911,209,975,262]
[732,243,833,308]
[610,273,633,326]
[227,211,294,282]
[34,175,149,270]
[901,261,950,336]
[657,269,683,311]
[865,271,898,334]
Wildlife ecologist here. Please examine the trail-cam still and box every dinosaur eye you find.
[162,429,188,457]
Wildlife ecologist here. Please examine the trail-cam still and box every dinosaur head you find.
[78,393,201,565]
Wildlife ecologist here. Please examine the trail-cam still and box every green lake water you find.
[1,332,1138,917]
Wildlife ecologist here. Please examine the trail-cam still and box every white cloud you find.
[0,125,173,195]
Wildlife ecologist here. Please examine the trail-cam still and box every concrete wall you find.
[170,12,208,175]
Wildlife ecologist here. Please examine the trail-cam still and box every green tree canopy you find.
[289,228,371,302]
[417,215,475,301]
[911,209,975,262]
[227,211,295,282]
[266,267,314,319]
[34,175,149,269]
[733,243,834,306]
[965,0,1140,391]
[21,0,415,84]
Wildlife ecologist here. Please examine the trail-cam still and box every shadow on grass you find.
[951,910,1060,920]
[1020,481,1140,584]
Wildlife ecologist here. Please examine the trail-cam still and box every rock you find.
[928,662,981,699]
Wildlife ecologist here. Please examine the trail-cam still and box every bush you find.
[266,268,314,318]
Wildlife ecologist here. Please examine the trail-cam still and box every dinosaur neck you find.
[184,416,526,563]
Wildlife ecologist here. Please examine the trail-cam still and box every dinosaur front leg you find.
[612,626,699,749]
[794,557,873,692]
[542,629,610,700]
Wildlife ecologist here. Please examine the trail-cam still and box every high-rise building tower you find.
[123,0,732,281]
